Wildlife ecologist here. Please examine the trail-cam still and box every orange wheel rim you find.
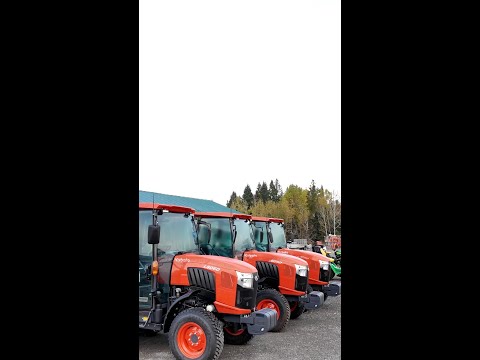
[176,321,206,359]
[257,299,281,320]
[224,326,245,336]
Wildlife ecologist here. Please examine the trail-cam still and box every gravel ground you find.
[139,279,341,360]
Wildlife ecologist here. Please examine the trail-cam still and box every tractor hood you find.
[277,248,332,263]
[243,250,308,267]
[172,254,258,274]
[242,250,309,295]
[169,253,259,314]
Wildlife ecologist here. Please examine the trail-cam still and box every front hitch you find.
[323,281,341,296]
[300,290,324,310]
[223,308,277,335]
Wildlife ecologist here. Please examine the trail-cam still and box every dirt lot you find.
[139,279,341,360]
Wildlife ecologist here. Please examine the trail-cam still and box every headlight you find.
[236,271,254,289]
[320,260,330,270]
[294,264,308,277]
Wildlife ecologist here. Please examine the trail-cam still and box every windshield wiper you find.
[175,250,195,255]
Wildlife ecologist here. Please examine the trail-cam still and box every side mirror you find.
[148,224,160,244]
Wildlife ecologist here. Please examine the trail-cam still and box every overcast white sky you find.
[139,0,340,205]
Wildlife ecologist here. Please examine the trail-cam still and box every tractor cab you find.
[196,212,254,259]
[139,203,198,311]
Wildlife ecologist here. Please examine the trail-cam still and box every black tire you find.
[289,300,305,320]
[169,308,224,360]
[256,288,290,332]
[223,325,254,345]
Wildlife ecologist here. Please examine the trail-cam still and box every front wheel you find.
[223,325,254,345]
[169,308,224,360]
[256,288,290,332]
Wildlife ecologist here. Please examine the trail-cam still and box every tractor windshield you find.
[233,218,255,257]
[269,222,287,251]
[251,221,268,252]
[198,217,233,258]
[197,217,255,258]
[139,210,198,259]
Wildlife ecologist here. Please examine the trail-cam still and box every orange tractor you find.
[251,217,341,302]
[139,203,277,360]
[194,212,324,331]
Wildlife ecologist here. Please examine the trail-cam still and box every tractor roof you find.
[268,218,284,223]
[195,212,251,220]
[139,202,195,214]
[251,216,269,222]
[251,216,284,223]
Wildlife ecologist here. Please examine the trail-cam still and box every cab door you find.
[139,211,153,310]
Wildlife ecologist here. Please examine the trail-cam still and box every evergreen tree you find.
[254,182,262,204]
[307,180,318,213]
[226,191,237,207]
[243,185,254,209]
[275,179,283,199]
[260,181,269,203]
[269,180,278,202]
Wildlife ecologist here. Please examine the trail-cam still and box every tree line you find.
[226,179,341,241]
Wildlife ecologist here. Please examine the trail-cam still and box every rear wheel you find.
[223,325,253,345]
[289,299,305,320]
[169,308,224,360]
[256,288,290,332]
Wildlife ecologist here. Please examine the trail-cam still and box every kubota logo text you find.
[203,265,220,272]
[175,258,190,263]
[244,254,257,258]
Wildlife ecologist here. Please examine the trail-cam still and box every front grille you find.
[295,272,308,292]
[320,267,330,282]
[187,267,216,291]
[256,261,279,279]
[236,276,258,310]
